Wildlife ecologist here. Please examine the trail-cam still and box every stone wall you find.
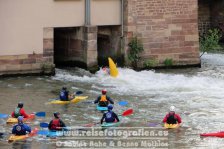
[198,0,211,36]
[211,0,224,40]
[0,27,55,76]
[83,26,98,72]
[123,0,200,68]
[54,27,85,66]
[97,26,121,66]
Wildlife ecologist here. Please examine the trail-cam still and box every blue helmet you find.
[18,116,23,123]
[108,104,113,110]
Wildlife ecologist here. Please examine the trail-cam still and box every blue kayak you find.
[101,116,122,127]
[38,130,64,137]
[96,105,108,111]
[47,131,64,137]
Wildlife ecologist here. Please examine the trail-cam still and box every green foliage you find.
[128,36,144,68]
[163,58,173,66]
[143,59,158,68]
[200,28,223,57]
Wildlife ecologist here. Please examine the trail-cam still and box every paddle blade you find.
[37,130,49,135]
[75,91,83,95]
[35,112,46,117]
[118,101,128,106]
[122,109,133,116]
[40,122,49,128]
[0,114,8,119]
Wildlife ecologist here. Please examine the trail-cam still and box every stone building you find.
[1,0,221,76]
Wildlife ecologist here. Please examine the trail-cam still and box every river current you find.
[1,53,224,149]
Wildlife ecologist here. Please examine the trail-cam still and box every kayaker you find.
[12,116,31,135]
[102,66,110,75]
[163,106,182,124]
[48,112,66,131]
[94,89,114,107]
[11,102,29,118]
[59,87,73,101]
[101,105,119,124]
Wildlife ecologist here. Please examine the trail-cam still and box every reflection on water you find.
[0,53,224,148]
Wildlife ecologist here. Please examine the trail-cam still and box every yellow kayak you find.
[164,123,180,129]
[108,57,118,77]
[7,114,35,124]
[48,96,88,105]
[8,128,38,143]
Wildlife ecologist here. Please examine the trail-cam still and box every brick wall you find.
[124,0,200,68]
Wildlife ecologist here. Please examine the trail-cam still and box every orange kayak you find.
[8,127,38,143]
[7,114,35,124]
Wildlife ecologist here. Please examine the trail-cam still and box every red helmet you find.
[102,89,107,94]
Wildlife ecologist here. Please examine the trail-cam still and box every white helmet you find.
[170,106,175,112]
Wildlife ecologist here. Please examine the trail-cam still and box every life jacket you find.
[105,111,115,123]
[166,113,177,124]
[50,119,61,130]
[99,95,108,107]
[60,90,67,100]
[100,95,107,102]
[14,108,22,118]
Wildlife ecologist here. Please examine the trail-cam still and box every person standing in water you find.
[94,89,114,107]
[163,106,182,124]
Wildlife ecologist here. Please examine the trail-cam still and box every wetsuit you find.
[12,123,31,135]
[101,110,119,124]
[94,95,114,107]
[48,119,66,131]
[11,108,29,118]
[163,112,181,124]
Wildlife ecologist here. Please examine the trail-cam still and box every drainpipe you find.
[121,0,124,37]
[85,0,90,25]
[120,0,125,64]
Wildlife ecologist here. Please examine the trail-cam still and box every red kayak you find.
[200,132,224,138]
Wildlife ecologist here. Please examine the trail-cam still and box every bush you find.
[143,59,158,68]
[128,36,144,68]
[163,58,173,66]
[200,28,223,57]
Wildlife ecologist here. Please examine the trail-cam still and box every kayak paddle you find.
[48,91,84,101]
[37,130,49,135]
[0,112,45,119]
[84,100,128,105]
[84,109,134,127]
[35,112,46,117]
[118,101,128,106]
[0,114,8,119]
[121,109,133,116]
[75,91,83,95]
[40,122,49,128]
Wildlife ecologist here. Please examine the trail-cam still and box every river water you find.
[1,53,224,149]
